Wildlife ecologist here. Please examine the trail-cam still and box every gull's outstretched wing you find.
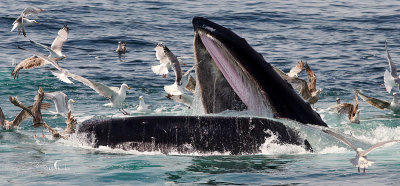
[50,25,69,55]
[11,55,48,79]
[287,61,305,77]
[21,7,44,16]
[68,73,116,100]
[355,90,390,110]
[272,65,311,99]
[19,7,43,37]
[385,40,399,78]
[305,62,317,93]
[17,46,73,83]
[323,129,358,152]
[362,140,400,156]
[384,69,396,93]
[165,46,182,83]
[12,103,51,127]
[44,91,68,112]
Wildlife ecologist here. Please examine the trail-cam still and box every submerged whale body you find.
[78,17,327,154]
[78,116,312,155]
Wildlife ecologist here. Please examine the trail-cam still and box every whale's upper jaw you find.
[192,16,327,127]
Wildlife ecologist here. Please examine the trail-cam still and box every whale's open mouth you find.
[194,29,273,117]
[192,17,327,127]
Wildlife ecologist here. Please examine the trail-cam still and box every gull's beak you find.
[35,21,39,24]
[127,86,131,90]
[72,100,76,103]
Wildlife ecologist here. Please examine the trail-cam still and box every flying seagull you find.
[11,6,43,37]
[44,91,75,115]
[323,129,399,173]
[9,87,47,138]
[329,92,360,124]
[17,46,132,115]
[12,25,69,79]
[41,111,77,139]
[152,43,172,78]
[383,40,400,93]
[0,102,50,130]
[29,25,69,60]
[273,62,322,107]
[166,94,193,108]
[164,65,195,96]
[355,90,400,113]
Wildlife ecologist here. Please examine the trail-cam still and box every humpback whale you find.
[77,17,327,154]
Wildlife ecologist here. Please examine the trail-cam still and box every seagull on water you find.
[136,96,150,112]
[116,41,126,55]
[355,90,400,113]
[329,92,360,124]
[12,25,69,79]
[323,129,399,173]
[44,91,75,115]
[11,6,43,37]
[17,46,132,115]
[383,40,400,93]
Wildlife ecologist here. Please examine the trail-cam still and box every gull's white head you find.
[121,83,131,91]
[139,96,143,101]
[356,148,363,152]
[336,98,340,104]
[68,99,75,104]
[155,42,164,50]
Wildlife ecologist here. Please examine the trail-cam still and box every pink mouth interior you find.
[200,35,265,114]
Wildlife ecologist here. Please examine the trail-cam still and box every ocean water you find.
[1,0,400,185]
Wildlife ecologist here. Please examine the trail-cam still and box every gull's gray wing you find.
[21,7,44,16]
[355,90,390,110]
[164,46,182,83]
[44,91,68,111]
[322,129,358,152]
[362,140,400,156]
[50,25,69,55]
[386,40,399,79]
[68,73,116,100]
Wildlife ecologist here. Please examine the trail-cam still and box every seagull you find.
[383,40,400,93]
[329,92,360,124]
[323,129,400,173]
[42,111,77,139]
[166,94,193,108]
[11,25,69,79]
[116,41,126,55]
[273,62,322,107]
[355,90,400,113]
[152,43,172,78]
[164,65,195,96]
[136,96,150,112]
[11,6,43,36]
[0,102,50,130]
[44,91,75,115]
[9,87,47,138]
[29,25,69,60]
[287,61,305,78]
[17,46,132,115]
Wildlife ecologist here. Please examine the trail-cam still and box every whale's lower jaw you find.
[77,116,312,155]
